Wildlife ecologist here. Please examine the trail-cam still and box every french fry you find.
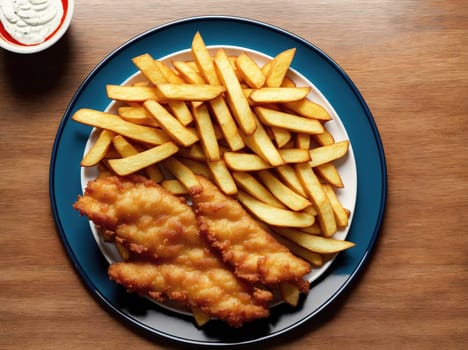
[242,114,285,167]
[296,133,311,150]
[232,171,286,209]
[108,142,178,176]
[192,308,211,327]
[272,231,323,266]
[265,48,296,87]
[271,127,292,148]
[223,152,271,171]
[237,191,315,228]
[295,163,337,236]
[192,103,220,161]
[209,96,245,151]
[309,140,349,167]
[162,157,201,192]
[235,52,266,88]
[214,48,257,135]
[144,100,198,147]
[275,165,307,197]
[316,162,344,188]
[299,224,321,235]
[72,109,170,145]
[207,160,237,195]
[106,85,159,102]
[313,129,335,146]
[191,31,222,85]
[274,228,355,254]
[112,135,163,182]
[173,60,207,84]
[255,106,324,134]
[161,179,189,195]
[117,106,160,128]
[250,87,311,103]
[283,98,332,121]
[278,148,311,164]
[80,130,115,167]
[132,53,167,85]
[279,283,300,307]
[156,83,225,101]
[257,170,312,211]
[177,158,212,178]
[322,184,349,228]
[154,60,186,84]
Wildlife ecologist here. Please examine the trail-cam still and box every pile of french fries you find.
[73,32,354,293]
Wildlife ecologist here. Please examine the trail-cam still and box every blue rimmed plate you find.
[49,16,386,347]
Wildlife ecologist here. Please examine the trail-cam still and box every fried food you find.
[190,175,312,293]
[73,175,271,327]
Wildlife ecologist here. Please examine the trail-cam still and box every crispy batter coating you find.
[191,175,311,292]
[74,175,271,327]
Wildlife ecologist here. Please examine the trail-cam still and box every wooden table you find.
[1,1,466,349]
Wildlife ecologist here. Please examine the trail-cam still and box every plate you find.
[50,16,387,347]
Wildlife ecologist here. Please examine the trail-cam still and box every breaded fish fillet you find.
[108,261,272,327]
[190,175,312,292]
[74,175,271,327]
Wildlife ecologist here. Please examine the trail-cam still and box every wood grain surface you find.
[1,1,467,349]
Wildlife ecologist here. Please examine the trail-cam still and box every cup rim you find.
[0,0,75,54]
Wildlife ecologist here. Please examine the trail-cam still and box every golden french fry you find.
[106,85,158,102]
[316,162,344,188]
[299,224,321,235]
[156,83,225,101]
[275,165,307,197]
[235,52,266,88]
[191,31,222,85]
[274,227,354,254]
[72,109,170,145]
[257,170,312,211]
[117,106,160,128]
[295,163,337,236]
[207,160,237,195]
[223,152,271,171]
[278,148,311,164]
[209,96,245,151]
[255,106,324,134]
[132,53,166,84]
[242,114,285,167]
[296,133,311,150]
[162,157,201,192]
[192,103,220,161]
[192,307,211,327]
[271,126,292,148]
[144,100,198,147]
[112,135,163,182]
[313,129,335,146]
[237,191,315,227]
[250,87,311,103]
[283,98,332,121]
[161,179,189,195]
[214,48,257,135]
[108,142,178,176]
[154,60,186,84]
[173,60,206,84]
[279,282,300,307]
[265,48,296,87]
[272,231,323,266]
[177,158,212,178]
[80,130,115,167]
[309,140,349,167]
[322,184,349,228]
[232,171,286,209]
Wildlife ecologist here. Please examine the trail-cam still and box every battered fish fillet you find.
[190,176,312,293]
[73,175,271,327]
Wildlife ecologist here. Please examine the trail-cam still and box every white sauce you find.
[0,0,63,45]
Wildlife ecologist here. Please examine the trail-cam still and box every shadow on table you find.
[1,30,74,100]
